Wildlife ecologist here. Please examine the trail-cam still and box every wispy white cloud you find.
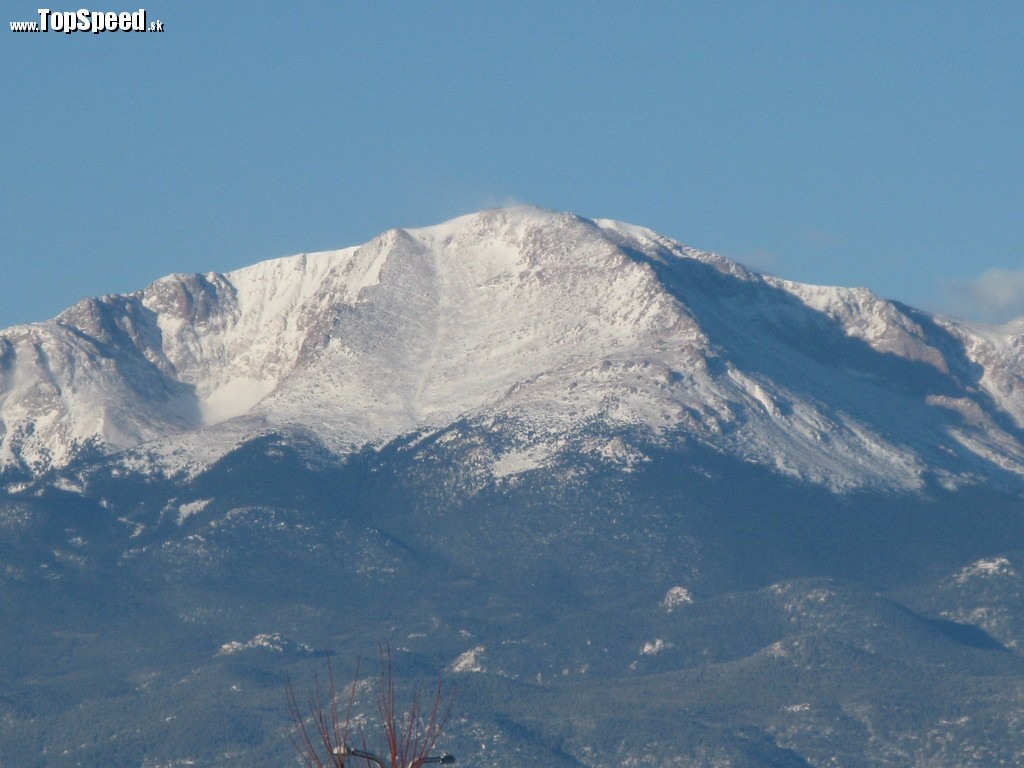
[948,268,1024,323]
[469,194,530,211]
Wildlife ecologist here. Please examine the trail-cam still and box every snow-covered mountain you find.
[4,206,1024,491]
[6,207,1024,768]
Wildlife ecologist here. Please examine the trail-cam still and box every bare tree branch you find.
[288,645,454,768]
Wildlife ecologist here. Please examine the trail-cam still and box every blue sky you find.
[2,2,1022,328]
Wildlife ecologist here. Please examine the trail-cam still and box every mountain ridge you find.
[3,206,1024,492]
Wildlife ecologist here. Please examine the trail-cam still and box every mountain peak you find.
[3,208,1024,492]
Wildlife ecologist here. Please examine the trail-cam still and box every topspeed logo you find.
[35,8,151,33]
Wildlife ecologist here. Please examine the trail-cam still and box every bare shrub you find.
[287,644,454,768]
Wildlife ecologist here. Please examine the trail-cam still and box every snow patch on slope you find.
[954,557,1017,584]
[492,444,554,479]
[216,632,315,656]
[199,377,276,424]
